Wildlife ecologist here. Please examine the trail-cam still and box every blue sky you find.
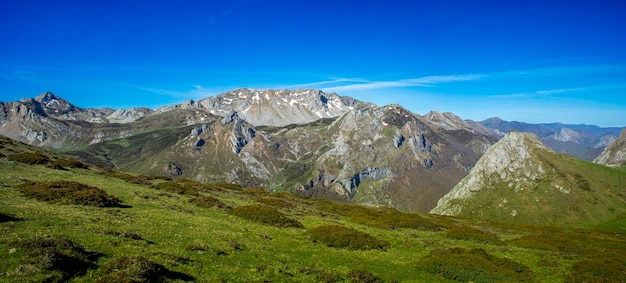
[1,0,625,127]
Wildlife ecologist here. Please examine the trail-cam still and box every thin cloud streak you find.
[309,64,626,93]
[492,83,626,99]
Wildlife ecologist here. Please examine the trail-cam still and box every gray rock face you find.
[294,104,496,211]
[106,108,152,124]
[553,128,582,143]
[431,131,549,216]
[594,128,626,168]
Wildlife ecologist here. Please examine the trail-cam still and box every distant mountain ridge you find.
[479,117,621,160]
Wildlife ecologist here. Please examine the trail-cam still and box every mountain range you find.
[1,90,624,214]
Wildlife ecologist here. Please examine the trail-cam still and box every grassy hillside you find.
[2,136,626,282]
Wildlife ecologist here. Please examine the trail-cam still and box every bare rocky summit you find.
[431,131,548,216]
[594,128,626,168]
[198,88,360,127]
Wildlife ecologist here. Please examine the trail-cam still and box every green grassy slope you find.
[2,136,626,282]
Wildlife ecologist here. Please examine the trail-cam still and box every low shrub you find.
[444,226,506,245]
[307,225,389,250]
[8,152,51,164]
[319,203,443,231]
[153,180,222,195]
[14,237,100,282]
[102,170,152,185]
[191,195,232,210]
[255,197,290,208]
[416,247,537,282]
[230,204,304,228]
[214,182,243,191]
[346,269,384,283]
[49,158,89,169]
[17,180,121,207]
[508,232,587,255]
[243,188,270,196]
[96,255,194,283]
[566,251,626,283]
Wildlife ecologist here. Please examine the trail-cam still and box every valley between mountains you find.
[1,89,626,282]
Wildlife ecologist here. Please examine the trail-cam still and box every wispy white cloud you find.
[294,64,626,93]
[492,83,626,99]
[112,83,218,100]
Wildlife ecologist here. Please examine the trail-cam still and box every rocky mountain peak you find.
[424,110,469,131]
[553,127,583,143]
[594,128,626,168]
[431,131,549,215]
[33,91,75,114]
[198,88,358,127]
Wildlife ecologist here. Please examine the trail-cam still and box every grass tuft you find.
[230,204,304,228]
[17,180,122,207]
[307,225,390,250]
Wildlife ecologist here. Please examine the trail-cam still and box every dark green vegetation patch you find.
[230,204,304,228]
[191,195,232,210]
[8,152,51,164]
[9,237,101,282]
[417,247,537,282]
[48,158,89,170]
[444,225,505,245]
[96,255,194,283]
[17,180,121,207]
[152,179,225,195]
[0,212,21,223]
[307,225,390,250]
[566,251,626,283]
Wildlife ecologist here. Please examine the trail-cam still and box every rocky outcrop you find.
[106,108,152,124]
[294,104,496,212]
[594,128,626,168]
[431,131,549,216]
[553,128,582,143]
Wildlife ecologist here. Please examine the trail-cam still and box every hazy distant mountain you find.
[594,128,626,168]
[431,131,626,227]
[479,117,621,160]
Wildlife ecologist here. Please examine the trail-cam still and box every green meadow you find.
[1,138,625,282]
